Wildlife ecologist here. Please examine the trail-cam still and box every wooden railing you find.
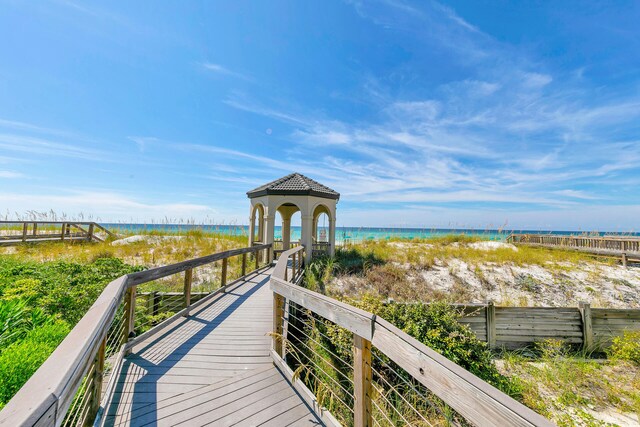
[0,221,115,245]
[311,241,331,257]
[507,234,640,262]
[0,243,272,427]
[270,247,554,426]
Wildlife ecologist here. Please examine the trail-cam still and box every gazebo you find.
[247,173,339,263]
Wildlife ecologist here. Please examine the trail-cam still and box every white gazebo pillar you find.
[282,217,291,250]
[248,213,255,246]
[329,217,336,257]
[301,214,314,264]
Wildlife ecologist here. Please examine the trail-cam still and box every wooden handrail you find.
[0,243,272,427]
[270,249,554,426]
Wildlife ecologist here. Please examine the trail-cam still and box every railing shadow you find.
[105,272,269,426]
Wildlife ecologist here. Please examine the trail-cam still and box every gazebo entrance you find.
[247,172,340,263]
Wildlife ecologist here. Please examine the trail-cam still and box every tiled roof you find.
[247,173,340,200]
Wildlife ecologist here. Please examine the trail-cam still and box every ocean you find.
[103,224,640,243]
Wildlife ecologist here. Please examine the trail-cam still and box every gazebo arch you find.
[247,173,339,263]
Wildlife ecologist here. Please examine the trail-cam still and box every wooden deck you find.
[103,269,323,427]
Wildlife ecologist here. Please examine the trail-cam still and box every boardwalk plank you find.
[105,269,322,427]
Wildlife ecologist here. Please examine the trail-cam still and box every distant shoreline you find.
[102,223,640,243]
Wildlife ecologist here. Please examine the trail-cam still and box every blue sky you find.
[1,1,639,230]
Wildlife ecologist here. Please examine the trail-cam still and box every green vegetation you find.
[608,330,640,365]
[0,255,142,408]
[500,339,640,426]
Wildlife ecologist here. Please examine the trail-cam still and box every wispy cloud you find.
[202,63,253,82]
[0,171,23,179]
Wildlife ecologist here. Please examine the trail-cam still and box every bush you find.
[0,299,54,350]
[608,330,640,364]
[0,257,143,324]
[0,322,70,405]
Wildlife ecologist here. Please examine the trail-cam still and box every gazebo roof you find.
[247,173,340,200]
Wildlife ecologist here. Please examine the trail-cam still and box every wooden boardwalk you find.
[103,269,323,427]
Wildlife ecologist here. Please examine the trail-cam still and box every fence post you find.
[486,301,496,349]
[87,337,106,422]
[184,268,193,312]
[123,286,136,354]
[622,253,628,268]
[61,222,66,241]
[32,222,38,236]
[87,223,95,242]
[273,292,284,357]
[579,302,593,351]
[353,334,373,427]
[21,223,27,242]
[241,253,247,276]
[221,258,228,288]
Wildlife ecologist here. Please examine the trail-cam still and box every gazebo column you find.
[248,214,255,246]
[301,215,314,264]
[329,217,336,257]
[282,217,292,250]
[264,214,275,263]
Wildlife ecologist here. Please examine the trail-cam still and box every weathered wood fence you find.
[507,233,640,265]
[456,302,640,351]
[0,221,115,245]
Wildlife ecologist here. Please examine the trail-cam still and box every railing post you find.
[184,268,193,311]
[579,302,593,351]
[255,249,259,271]
[87,223,95,242]
[353,334,372,427]
[486,301,496,349]
[21,223,27,242]
[61,222,66,241]
[622,253,628,268]
[241,253,247,276]
[273,292,284,357]
[123,286,136,354]
[87,337,106,423]
[32,222,37,236]
[292,252,297,281]
[221,258,228,288]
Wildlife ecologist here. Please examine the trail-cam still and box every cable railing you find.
[271,246,554,427]
[0,243,273,427]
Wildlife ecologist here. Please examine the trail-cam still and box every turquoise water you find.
[104,224,640,243]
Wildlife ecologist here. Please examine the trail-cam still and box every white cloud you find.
[0,171,23,179]
[202,63,253,81]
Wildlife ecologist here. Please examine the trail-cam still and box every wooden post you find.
[221,258,228,288]
[282,299,290,362]
[292,252,297,281]
[21,223,27,242]
[32,222,37,236]
[87,223,95,242]
[255,249,259,270]
[622,253,628,268]
[61,222,66,241]
[273,293,285,357]
[353,334,373,427]
[184,268,193,311]
[87,337,106,423]
[123,286,136,353]
[486,301,496,349]
[579,302,593,351]
[241,253,247,277]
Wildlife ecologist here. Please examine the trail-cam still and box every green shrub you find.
[608,330,640,364]
[0,321,70,405]
[0,299,54,351]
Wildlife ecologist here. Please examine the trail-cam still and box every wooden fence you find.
[0,221,115,245]
[456,302,640,351]
[507,233,640,265]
